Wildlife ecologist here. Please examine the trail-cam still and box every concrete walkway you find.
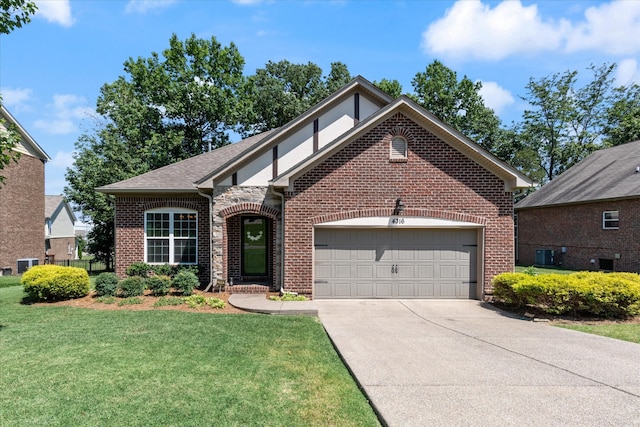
[316,300,640,427]
[228,293,318,315]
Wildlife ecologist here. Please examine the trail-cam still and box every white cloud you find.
[478,81,514,114]
[34,94,92,135]
[616,58,640,85]
[49,150,76,169]
[0,87,33,110]
[565,1,640,55]
[125,0,178,14]
[422,0,640,61]
[34,0,75,27]
[422,1,566,60]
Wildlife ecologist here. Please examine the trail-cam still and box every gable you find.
[273,97,532,192]
[0,106,50,162]
[290,113,508,208]
[198,76,392,189]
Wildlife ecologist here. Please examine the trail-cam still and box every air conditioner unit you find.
[17,258,39,274]
[535,249,554,266]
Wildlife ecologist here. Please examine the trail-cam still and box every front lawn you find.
[556,323,640,344]
[0,286,380,426]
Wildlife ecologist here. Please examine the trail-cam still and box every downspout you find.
[269,185,287,294]
[197,187,215,292]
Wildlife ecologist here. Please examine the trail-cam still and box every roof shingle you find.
[515,140,640,209]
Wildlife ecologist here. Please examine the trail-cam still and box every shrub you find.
[172,271,199,296]
[94,272,119,296]
[149,263,172,277]
[146,275,172,296]
[126,262,153,278]
[118,276,146,297]
[21,265,90,301]
[154,296,184,307]
[492,271,640,318]
[118,297,144,306]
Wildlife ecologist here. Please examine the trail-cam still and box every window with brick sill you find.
[602,210,619,230]
[390,136,408,162]
[145,208,197,264]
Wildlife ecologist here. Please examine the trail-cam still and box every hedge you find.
[492,271,640,318]
[21,265,90,301]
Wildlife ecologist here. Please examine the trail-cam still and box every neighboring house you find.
[97,77,531,299]
[45,195,78,262]
[515,140,640,273]
[0,106,51,274]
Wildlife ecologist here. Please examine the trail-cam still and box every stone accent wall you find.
[517,199,640,272]
[0,154,45,272]
[114,195,210,284]
[284,113,514,297]
[211,186,281,286]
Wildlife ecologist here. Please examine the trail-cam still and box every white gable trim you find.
[0,106,51,161]
[196,76,393,190]
[271,97,532,192]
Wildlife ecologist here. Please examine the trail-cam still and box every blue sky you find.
[1,0,639,198]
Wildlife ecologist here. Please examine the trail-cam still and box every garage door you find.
[314,228,477,299]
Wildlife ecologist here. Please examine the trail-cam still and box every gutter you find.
[197,187,215,292]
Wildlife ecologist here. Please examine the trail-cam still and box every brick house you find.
[97,77,531,299]
[45,195,78,262]
[515,140,640,273]
[0,106,51,274]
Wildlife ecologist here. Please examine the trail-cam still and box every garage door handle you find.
[391,265,398,274]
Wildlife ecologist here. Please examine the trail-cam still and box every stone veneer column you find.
[210,186,282,285]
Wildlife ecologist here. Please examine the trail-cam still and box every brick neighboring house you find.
[45,195,78,262]
[97,77,531,299]
[515,140,640,273]
[0,106,51,274]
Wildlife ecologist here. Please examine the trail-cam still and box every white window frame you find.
[390,136,408,160]
[144,208,198,265]
[602,211,619,230]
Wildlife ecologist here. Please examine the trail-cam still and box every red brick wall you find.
[0,154,45,272]
[517,199,640,272]
[284,113,514,296]
[114,195,210,284]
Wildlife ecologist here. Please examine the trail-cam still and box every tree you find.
[0,0,36,34]
[238,61,351,137]
[410,60,503,154]
[374,78,403,98]
[0,0,37,182]
[519,63,617,182]
[603,83,640,147]
[65,33,246,266]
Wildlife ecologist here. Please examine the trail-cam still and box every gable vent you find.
[390,136,408,159]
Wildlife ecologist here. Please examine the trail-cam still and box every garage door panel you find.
[314,228,478,299]
[375,283,393,297]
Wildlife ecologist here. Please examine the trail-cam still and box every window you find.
[390,136,408,160]
[145,209,197,264]
[602,211,619,230]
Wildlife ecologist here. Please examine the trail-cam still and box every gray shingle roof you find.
[515,140,640,209]
[45,195,64,218]
[96,130,274,193]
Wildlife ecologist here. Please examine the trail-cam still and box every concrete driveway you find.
[316,300,640,426]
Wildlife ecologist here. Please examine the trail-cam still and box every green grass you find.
[0,286,380,426]
[556,323,640,344]
[0,275,21,289]
[515,265,576,275]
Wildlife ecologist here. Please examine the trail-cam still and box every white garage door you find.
[314,228,478,299]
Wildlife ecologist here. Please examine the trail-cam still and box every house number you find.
[391,217,405,224]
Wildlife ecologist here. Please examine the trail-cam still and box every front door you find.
[241,216,269,276]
